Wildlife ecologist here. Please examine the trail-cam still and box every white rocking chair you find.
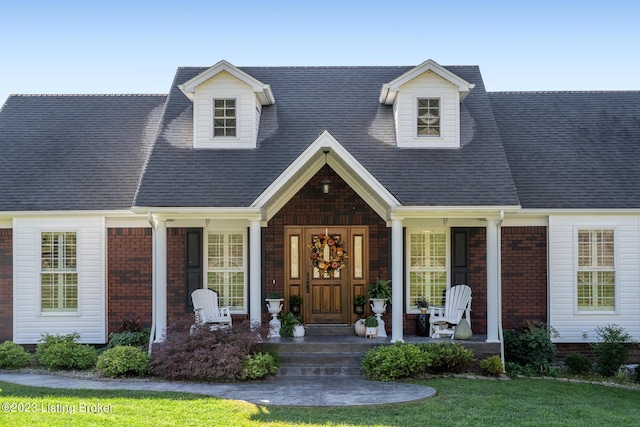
[429,285,472,338]
[190,289,232,333]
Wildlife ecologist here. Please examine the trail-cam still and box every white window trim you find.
[573,227,617,315]
[405,227,450,314]
[203,228,248,314]
[211,97,239,140]
[416,97,442,139]
[38,229,81,316]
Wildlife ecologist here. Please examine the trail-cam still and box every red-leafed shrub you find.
[149,319,270,382]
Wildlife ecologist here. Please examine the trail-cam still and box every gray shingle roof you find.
[134,66,520,208]
[0,94,166,211]
[489,91,640,209]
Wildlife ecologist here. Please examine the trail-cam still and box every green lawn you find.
[0,378,637,426]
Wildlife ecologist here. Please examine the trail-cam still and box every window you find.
[577,229,615,311]
[207,231,246,311]
[41,232,78,312]
[417,98,440,136]
[408,230,447,310]
[213,99,236,137]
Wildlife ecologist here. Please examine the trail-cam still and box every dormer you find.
[179,60,275,149]
[380,59,474,149]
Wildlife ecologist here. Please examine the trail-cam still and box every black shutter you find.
[451,228,469,286]
[185,228,203,312]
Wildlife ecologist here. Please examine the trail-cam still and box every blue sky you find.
[1,0,639,103]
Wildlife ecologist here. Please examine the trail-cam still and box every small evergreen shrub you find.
[150,319,268,382]
[97,345,149,378]
[361,343,427,382]
[35,333,98,370]
[592,324,636,377]
[240,352,279,380]
[419,342,475,374]
[0,341,32,369]
[480,355,504,377]
[504,322,557,375]
[105,329,150,350]
[564,352,592,375]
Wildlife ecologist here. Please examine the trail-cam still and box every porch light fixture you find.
[322,150,331,194]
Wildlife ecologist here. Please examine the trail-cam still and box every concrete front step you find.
[304,324,357,336]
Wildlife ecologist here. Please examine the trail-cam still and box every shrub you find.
[35,333,98,370]
[480,355,504,377]
[504,322,557,375]
[0,341,32,369]
[278,312,300,338]
[150,319,268,382]
[564,352,592,375]
[592,324,636,377]
[97,345,149,378]
[361,343,427,382]
[419,342,475,374]
[240,352,279,380]
[104,329,150,350]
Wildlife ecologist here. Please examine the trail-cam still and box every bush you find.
[480,355,504,376]
[97,345,149,378]
[104,330,150,350]
[504,322,557,375]
[240,352,279,380]
[150,319,268,382]
[564,352,592,375]
[592,324,636,377]
[0,341,32,369]
[35,333,98,370]
[419,342,475,374]
[361,343,427,382]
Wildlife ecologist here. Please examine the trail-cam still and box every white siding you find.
[13,217,106,344]
[193,71,259,149]
[549,215,640,342]
[394,71,460,148]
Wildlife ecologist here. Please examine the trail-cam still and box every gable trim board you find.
[2,59,640,348]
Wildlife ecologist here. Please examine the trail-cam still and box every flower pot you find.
[353,304,364,316]
[293,325,305,337]
[416,313,430,337]
[365,327,378,338]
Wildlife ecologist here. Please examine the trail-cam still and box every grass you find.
[0,377,637,426]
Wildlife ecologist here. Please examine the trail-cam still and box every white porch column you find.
[249,220,262,326]
[391,219,404,343]
[486,219,500,343]
[152,218,167,343]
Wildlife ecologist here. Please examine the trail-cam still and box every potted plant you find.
[416,297,430,314]
[367,277,391,313]
[266,291,284,312]
[416,297,430,337]
[364,316,379,338]
[278,312,301,338]
[289,294,302,315]
[353,294,366,316]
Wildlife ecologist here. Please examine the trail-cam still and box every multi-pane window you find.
[417,98,440,136]
[577,229,615,311]
[41,232,78,312]
[213,99,236,137]
[207,232,245,311]
[408,230,447,310]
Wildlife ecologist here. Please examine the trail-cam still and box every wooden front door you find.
[285,226,368,324]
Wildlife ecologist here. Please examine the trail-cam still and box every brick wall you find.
[107,228,152,334]
[0,229,12,341]
[501,226,547,330]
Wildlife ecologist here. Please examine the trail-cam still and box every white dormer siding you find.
[393,71,460,148]
[193,71,261,149]
[178,60,275,149]
[380,59,474,149]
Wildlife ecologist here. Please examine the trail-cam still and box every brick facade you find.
[107,228,152,334]
[0,229,13,342]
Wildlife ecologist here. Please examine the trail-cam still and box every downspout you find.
[497,210,505,372]
[147,212,156,355]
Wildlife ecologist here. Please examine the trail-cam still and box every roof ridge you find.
[489,90,640,94]
[9,93,167,98]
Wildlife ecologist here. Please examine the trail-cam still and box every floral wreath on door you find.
[309,233,347,273]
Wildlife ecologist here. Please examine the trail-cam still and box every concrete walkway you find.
[0,372,436,407]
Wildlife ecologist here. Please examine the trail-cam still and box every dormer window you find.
[417,98,440,137]
[213,99,236,137]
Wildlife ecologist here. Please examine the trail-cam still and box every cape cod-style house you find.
[1,59,639,356]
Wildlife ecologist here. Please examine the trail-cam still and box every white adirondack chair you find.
[429,285,472,338]
[191,289,232,333]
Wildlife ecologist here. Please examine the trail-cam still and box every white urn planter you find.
[266,298,284,338]
[369,298,388,337]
